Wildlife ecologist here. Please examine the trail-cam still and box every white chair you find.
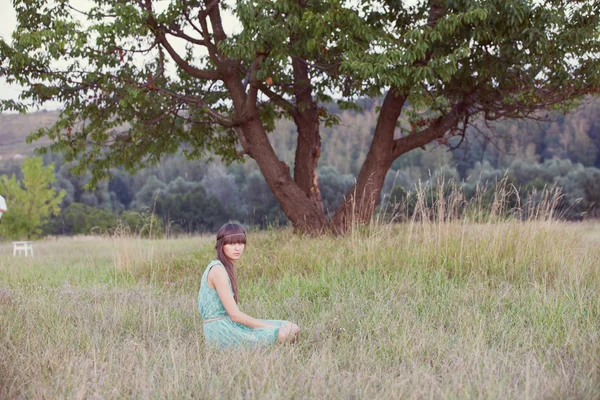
[12,241,34,257]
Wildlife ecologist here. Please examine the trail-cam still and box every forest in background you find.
[1,97,599,237]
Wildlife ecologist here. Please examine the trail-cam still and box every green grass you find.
[1,221,599,399]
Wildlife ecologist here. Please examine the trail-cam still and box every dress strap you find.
[203,259,233,292]
[207,259,224,269]
[204,260,223,278]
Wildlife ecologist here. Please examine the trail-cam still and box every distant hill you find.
[0,110,58,162]
[2,98,600,174]
[0,108,377,174]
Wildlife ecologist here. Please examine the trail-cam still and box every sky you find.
[0,0,23,107]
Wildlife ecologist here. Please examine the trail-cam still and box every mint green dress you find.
[198,260,288,348]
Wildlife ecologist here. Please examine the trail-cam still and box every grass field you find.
[0,220,599,399]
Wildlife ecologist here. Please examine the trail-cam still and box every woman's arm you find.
[209,265,277,329]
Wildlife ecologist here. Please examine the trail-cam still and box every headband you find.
[220,233,246,240]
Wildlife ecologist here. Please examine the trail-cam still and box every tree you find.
[557,166,600,217]
[44,202,116,235]
[2,0,600,234]
[0,157,65,239]
[240,171,287,228]
[200,163,242,212]
[108,172,134,209]
[317,166,354,216]
[154,183,228,233]
[130,175,167,210]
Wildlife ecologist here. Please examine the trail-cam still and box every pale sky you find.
[0,0,23,107]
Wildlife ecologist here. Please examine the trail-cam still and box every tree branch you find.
[157,34,221,80]
[234,127,251,157]
[392,98,473,159]
[165,28,207,47]
[257,83,298,117]
[147,84,234,127]
[197,1,223,66]
[141,1,222,81]
[245,53,267,112]
[181,0,207,37]
[203,0,227,44]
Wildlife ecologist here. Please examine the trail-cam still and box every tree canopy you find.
[2,0,600,234]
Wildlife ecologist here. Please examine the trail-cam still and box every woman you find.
[198,223,300,348]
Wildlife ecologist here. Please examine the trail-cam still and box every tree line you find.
[1,98,599,240]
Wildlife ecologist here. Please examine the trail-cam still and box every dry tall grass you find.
[0,195,599,398]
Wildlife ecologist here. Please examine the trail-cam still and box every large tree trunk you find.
[330,93,472,234]
[331,150,395,233]
[331,91,406,233]
[224,73,327,234]
[327,2,463,234]
[243,119,327,233]
[291,56,324,213]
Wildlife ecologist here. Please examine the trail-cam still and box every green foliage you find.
[44,202,116,235]
[154,182,227,234]
[461,158,600,218]
[0,157,65,239]
[130,175,229,233]
[2,0,599,190]
[239,171,287,228]
[130,175,166,210]
[317,166,355,216]
[388,185,409,207]
[119,210,164,238]
[557,167,600,217]
[43,202,165,237]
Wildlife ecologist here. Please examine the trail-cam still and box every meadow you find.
[0,218,599,399]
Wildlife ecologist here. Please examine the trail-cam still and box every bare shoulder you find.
[208,263,226,277]
[207,263,227,288]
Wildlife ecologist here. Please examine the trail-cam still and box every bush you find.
[44,203,117,235]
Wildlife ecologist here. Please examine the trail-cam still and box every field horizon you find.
[1,220,599,399]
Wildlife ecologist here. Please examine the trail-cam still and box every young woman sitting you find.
[198,223,300,348]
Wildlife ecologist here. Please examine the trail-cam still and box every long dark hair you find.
[215,223,246,303]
